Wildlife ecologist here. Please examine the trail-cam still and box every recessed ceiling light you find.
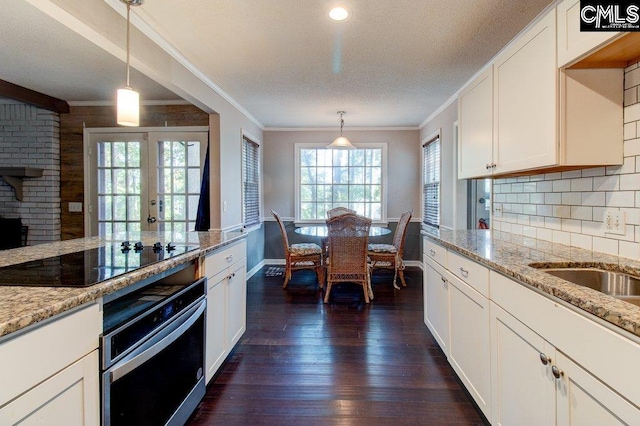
[329,6,350,21]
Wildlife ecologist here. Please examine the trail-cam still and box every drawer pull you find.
[226,255,233,262]
[551,365,564,379]
[539,353,551,365]
[459,267,469,276]
[430,249,436,256]
[440,276,447,283]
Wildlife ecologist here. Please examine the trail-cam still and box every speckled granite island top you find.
[421,228,640,338]
[0,230,246,339]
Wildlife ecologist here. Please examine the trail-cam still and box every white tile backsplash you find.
[492,63,640,260]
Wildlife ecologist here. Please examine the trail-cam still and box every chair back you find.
[326,213,371,275]
[271,210,290,255]
[393,210,413,255]
[327,206,356,219]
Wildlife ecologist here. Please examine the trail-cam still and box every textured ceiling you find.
[1,0,555,128]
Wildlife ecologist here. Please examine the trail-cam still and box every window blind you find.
[242,137,260,227]
[423,136,440,227]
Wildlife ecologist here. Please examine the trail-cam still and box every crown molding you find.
[68,99,191,107]
[265,126,419,132]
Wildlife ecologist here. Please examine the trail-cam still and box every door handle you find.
[147,215,157,223]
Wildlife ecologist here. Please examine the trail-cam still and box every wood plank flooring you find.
[188,266,488,425]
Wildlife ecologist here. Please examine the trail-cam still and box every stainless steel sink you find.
[538,267,640,307]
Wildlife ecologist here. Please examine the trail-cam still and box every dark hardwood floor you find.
[188,266,488,425]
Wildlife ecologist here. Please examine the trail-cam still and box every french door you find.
[88,130,208,236]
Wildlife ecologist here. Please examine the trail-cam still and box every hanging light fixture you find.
[117,0,143,127]
[327,111,356,149]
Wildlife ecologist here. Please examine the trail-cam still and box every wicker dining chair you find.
[326,206,356,219]
[272,210,324,288]
[324,213,372,303]
[368,210,412,289]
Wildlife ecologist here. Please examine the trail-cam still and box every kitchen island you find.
[0,230,245,338]
[0,230,246,425]
[422,228,640,424]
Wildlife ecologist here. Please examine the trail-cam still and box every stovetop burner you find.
[0,242,199,288]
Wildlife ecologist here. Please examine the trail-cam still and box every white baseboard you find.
[247,260,266,279]
[404,260,424,269]
[261,259,423,269]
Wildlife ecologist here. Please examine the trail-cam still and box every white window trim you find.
[421,129,441,227]
[241,129,263,230]
[294,142,388,225]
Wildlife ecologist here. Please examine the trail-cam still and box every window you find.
[242,135,260,227]
[423,136,440,227]
[295,144,386,222]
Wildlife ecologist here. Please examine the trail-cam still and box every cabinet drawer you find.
[424,238,447,267]
[448,250,489,297]
[0,303,101,407]
[205,241,246,278]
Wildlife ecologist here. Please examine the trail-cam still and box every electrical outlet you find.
[604,210,626,235]
[493,203,503,218]
[68,202,83,213]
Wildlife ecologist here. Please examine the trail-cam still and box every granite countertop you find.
[0,230,246,339]
[421,228,640,338]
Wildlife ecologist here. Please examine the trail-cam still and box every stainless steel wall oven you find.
[101,263,206,425]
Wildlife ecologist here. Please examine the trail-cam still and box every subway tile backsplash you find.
[493,62,640,260]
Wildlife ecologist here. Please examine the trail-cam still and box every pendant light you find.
[327,111,356,149]
[117,0,143,127]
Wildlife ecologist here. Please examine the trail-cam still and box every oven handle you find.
[109,298,205,384]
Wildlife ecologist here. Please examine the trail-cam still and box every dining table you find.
[294,224,391,238]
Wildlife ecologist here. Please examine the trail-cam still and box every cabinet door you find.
[555,351,640,425]
[458,66,494,179]
[206,269,228,384]
[557,0,621,67]
[0,350,99,426]
[226,261,247,349]
[448,276,491,419]
[423,258,449,354]
[494,10,557,174]
[491,303,556,426]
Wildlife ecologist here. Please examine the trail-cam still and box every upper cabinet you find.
[458,7,624,179]
[458,67,493,179]
[556,0,622,67]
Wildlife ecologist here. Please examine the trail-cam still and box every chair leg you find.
[316,265,325,288]
[392,265,400,290]
[282,264,291,289]
[363,280,370,304]
[324,281,332,303]
[398,269,407,287]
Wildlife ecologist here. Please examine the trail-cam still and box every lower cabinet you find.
[204,240,247,384]
[423,237,640,425]
[448,274,491,419]
[423,255,449,353]
[490,302,556,425]
[0,350,99,426]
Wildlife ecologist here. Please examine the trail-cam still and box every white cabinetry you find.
[423,238,449,353]
[458,66,493,179]
[0,303,101,425]
[458,7,623,179]
[556,0,622,67]
[447,253,491,419]
[204,240,247,383]
[493,10,557,175]
[491,270,640,425]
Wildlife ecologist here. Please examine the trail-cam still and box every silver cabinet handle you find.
[226,255,233,262]
[228,272,236,280]
[539,353,551,365]
[459,267,469,276]
[551,365,564,379]
[430,249,436,256]
[440,276,447,283]
[486,164,491,170]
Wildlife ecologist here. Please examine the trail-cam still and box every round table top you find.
[295,225,391,237]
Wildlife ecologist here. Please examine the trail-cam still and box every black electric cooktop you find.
[0,242,199,288]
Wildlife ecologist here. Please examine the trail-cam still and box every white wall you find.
[263,129,420,221]
[420,101,468,229]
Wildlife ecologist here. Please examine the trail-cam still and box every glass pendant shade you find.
[117,87,139,127]
[327,135,356,149]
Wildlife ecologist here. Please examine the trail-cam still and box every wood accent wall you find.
[59,104,209,240]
